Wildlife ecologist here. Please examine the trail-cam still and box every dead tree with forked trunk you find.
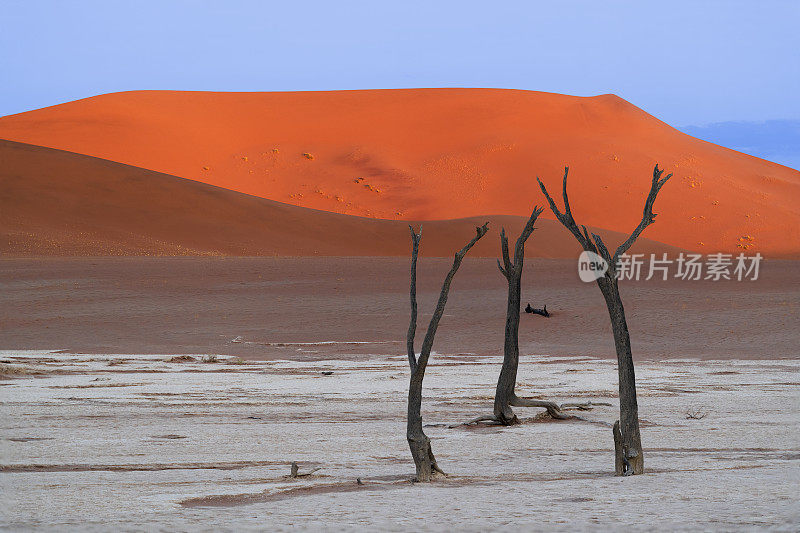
[406,222,489,482]
[494,207,572,424]
[537,165,672,476]
[455,208,602,428]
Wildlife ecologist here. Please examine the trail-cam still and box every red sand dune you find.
[0,140,678,257]
[1,88,798,256]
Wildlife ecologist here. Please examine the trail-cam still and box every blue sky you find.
[1,1,798,167]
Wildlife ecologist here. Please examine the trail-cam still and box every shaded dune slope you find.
[1,89,798,256]
[0,140,678,257]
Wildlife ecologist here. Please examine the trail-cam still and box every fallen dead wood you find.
[289,461,322,478]
[451,401,613,428]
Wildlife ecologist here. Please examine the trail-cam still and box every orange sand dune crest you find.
[0,140,679,258]
[0,88,798,256]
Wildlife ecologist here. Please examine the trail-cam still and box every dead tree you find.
[453,210,605,429]
[494,208,571,424]
[406,222,489,481]
[538,165,672,475]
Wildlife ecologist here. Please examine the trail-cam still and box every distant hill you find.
[680,119,800,171]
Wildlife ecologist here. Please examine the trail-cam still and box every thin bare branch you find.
[580,226,598,254]
[591,232,613,265]
[537,176,565,220]
[560,401,613,410]
[416,223,489,374]
[509,396,571,420]
[613,164,672,262]
[512,206,544,271]
[496,259,508,279]
[290,462,322,478]
[407,225,421,372]
[499,227,512,272]
[448,415,501,428]
[561,166,572,218]
[537,169,592,251]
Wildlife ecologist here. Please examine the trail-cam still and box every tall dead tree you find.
[407,223,489,482]
[538,165,672,475]
[494,207,571,424]
[453,210,604,429]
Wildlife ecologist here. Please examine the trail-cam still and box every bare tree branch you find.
[448,415,503,428]
[500,227,512,272]
[561,166,573,218]
[560,401,613,410]
[509,396,570,420]
[497,206,544,284]
[289,462,322,478]
[591,232,613,265]
[512,207,544,273]
[407,225,421,372]
[612,164,672,263]
[537,167,594,252]
[417,223,489,373]
[496,259,509,279]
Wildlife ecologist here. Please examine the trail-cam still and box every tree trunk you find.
[492,212,569,424]
[494,273,522,424]
[405,223,488,481]
[612,421,625,474]
[599,277,643,475]
[407,374,442,482]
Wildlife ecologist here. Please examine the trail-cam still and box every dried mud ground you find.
[1,352,798,531]
[1,257,799,531]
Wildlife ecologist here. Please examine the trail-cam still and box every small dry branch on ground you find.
[289,461,321,478]
[685,406,708,420]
